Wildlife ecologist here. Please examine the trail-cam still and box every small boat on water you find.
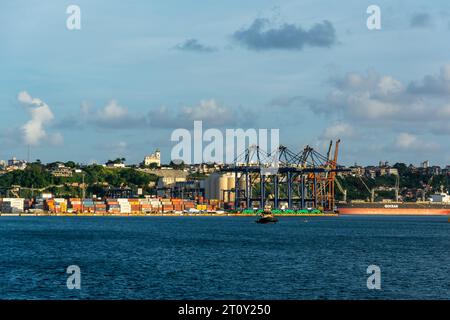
[256,213,278,224]
[256,205,278,224]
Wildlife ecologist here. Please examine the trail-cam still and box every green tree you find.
[393,163,408,176]
[64,161,78,168]
[170,160,185,170]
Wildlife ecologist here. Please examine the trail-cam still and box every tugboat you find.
[256,205,278,224]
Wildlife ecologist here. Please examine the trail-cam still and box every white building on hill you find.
[144,149,161,167]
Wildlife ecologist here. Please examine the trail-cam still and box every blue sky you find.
[1,0,450,166]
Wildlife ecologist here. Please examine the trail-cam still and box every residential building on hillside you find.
[6,157,27,171]
[50,163,73,177]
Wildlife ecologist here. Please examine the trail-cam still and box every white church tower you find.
[144,148,161,167]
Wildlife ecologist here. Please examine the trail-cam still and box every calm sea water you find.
[0,215,449,300]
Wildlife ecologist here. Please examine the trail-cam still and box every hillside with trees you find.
[0,162,158,198]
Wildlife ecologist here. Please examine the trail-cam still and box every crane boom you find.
[326,139,341,210]
[326,140,333,161]
[333,139,340,164]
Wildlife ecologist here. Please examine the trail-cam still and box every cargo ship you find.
[337,192,450,216]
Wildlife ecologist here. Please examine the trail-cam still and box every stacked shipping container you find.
[0,198,24,213]
[118,199,131,214]
[106,199,120,214]
[68,198,82,213]
[0,197,224,214]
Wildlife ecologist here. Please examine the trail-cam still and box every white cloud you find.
[395,133,417,149]
[99,100,129,120]
[71,99,250,130]
[82,100,146,129]
[18,91,34,104]
[181,99,235,124]
[286,66,450,161]
[395,133,439,151]
[377,76,404,96]
[17,91,63,146]
[322,122,353,139]
[313,67,450,127]
[148,99,251,128]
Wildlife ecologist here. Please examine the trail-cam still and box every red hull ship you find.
[337,202,450,216]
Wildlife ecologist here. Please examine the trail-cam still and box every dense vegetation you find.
[336,163,450,201]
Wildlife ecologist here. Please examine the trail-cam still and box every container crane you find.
[326,139,340,210]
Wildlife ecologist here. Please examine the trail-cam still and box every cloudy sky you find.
[1,0,450,166]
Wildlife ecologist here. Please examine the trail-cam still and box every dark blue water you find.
[0,216,449,300]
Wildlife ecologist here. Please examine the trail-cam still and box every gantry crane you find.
[222,140,348,212]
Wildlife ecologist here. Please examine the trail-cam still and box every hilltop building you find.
[106,163,126,168]
[6,157,27,171]
[144,149,161,167]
